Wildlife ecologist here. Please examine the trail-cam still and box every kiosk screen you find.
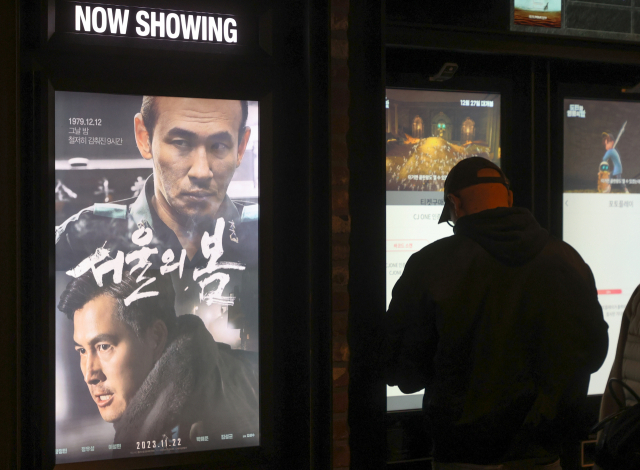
[54,91,260,462]
[386,88,501,411]
[563,98,640,395]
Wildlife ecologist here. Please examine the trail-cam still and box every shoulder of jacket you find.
[628,285,640,321]
[412,234,471,260]
[541,237,601,289]
[54,199,135,244]
[421,233,462,251]
[92,202,129,219]
[404,235,469,275]
[55,206,95,244]
[545,236,585,262]
[233,200,259,223]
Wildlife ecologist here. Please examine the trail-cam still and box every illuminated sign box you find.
[73,5,238,43]
[53,0,262,51]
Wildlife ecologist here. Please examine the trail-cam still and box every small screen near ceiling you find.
[512,0,640,43]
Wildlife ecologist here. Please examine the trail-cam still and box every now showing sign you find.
[64,2,239,44]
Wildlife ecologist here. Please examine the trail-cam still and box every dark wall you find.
[347,0,386,469]
[387,0,511,30]
[0,0,18,468]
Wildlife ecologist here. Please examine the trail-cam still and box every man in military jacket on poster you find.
[55,96,258,349]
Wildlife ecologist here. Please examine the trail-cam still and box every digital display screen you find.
[563,98,640,395]
[54,91,259,462]
[514,0,561,29]
[512,0,640,43]
[385,88,501,411]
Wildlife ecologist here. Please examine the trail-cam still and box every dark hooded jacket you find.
[113,314,259,455]
[383,207,608,464]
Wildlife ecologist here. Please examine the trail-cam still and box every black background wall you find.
[0,0,19,467]
[346,1,640,469]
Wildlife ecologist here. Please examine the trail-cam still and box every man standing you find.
[383,157,609,469]
[56,96,258,348]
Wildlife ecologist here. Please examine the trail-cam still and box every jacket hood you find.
[453,207,549,267]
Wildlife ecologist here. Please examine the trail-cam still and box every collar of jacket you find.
[128,176,241,233]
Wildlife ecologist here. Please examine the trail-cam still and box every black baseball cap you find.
[438,157,509,224]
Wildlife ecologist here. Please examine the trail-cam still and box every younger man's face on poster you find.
[73,296,158,423]
[135,98,252,224]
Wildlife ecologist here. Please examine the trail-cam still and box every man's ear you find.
[147,319,168,362]
[236,127,251,168]
[507,189,514,208]
[134,113,153,161]
[448,193,462,216]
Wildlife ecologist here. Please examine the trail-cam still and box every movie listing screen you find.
[54,92,260,463]
[512,0,640,43]
[564,98,640,395]
[385,88,501,411]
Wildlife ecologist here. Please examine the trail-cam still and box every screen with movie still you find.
[54,91,259,462]
[563,97,640,395]
[385,88,501,411]
[512,0,640,43]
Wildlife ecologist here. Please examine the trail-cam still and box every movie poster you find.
[514,0,562,28]
[54,91,260,463]
[385,89,501,410]
[563,98,640,394]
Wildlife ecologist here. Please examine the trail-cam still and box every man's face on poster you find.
[136,98,251,224]
[73,296,156,423]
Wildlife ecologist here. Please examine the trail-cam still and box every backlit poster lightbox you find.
[54,91,260,462]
